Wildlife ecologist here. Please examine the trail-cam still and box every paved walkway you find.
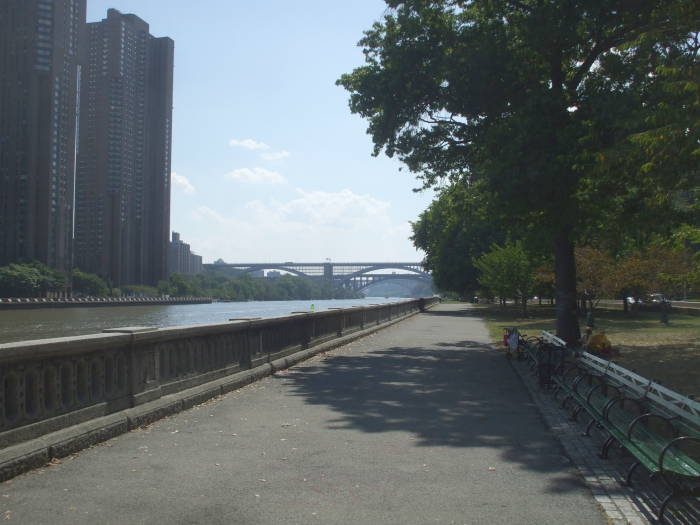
[0,304,605,524]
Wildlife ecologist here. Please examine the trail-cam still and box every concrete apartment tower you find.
[0,0,86,272]
[75,9,173,286]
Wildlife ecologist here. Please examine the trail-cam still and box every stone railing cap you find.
[103,326,157,334]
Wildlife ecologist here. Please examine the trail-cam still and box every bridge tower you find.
[323,263,333,280]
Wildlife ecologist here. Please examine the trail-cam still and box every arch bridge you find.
[204,262,432,292]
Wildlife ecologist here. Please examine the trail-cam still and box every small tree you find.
[72,270,109,297]
[533,263,555,305]
[576,247,615,313]
[474,241,535,315]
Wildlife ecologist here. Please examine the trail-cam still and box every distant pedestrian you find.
[660,302,669,325]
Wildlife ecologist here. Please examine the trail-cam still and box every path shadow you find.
[422,307,479,318]
[277,337,587,495]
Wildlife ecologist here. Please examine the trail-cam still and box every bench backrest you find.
[541,330,567,348]
[578,352,700,428]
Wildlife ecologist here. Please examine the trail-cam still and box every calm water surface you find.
[0,297,406,344]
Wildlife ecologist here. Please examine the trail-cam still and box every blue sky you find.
[87,1,435,263]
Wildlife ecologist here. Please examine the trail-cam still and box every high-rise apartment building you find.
[0,0,86,272]
[75,9,173,286]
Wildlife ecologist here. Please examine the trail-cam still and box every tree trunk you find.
[554,228,580,345]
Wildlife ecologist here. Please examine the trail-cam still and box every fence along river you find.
[0,297,439,481]
[0,298,407,344]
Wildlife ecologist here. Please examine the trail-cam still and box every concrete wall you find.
[0,297,439,452]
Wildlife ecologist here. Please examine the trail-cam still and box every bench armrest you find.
[659,436,700,483]
[627,412,676,443]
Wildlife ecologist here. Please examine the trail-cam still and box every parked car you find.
[645,293,671,310]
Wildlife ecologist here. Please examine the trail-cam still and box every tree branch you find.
[566,36,617,95]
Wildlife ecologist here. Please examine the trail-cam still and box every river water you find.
[0,297,406,344]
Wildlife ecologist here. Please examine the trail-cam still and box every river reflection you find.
[0,297,406,344]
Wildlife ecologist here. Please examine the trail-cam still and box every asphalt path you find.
[0,304,605,524]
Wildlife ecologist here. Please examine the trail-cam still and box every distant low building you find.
[168,232,203,276]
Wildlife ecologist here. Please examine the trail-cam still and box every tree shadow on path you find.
[278,335,588,495]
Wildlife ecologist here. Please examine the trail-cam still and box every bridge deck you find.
[0,305,604,525]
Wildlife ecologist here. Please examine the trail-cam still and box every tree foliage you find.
[339,0,700,343]
[0,262,67,298]
[411,182,503,297]
[575,246,615,309]
[609,242,697,300]
[72,269,109,297]
[474,241,535,314]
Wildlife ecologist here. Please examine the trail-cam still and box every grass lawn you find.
[473,303,700,398]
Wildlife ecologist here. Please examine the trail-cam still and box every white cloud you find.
[229,138,271,150]
[260,150,291,161]
[172,172,195,194]
[188,189,423,262]
[225,167,286,185]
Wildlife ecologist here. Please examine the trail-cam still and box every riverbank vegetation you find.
[158,272,363,301]
[0,262,362,301]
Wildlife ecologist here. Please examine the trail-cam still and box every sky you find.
[86,0,436,264]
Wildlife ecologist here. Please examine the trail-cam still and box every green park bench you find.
[509,328,700,523]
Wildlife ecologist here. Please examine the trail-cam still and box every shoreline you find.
[0,297,212,310]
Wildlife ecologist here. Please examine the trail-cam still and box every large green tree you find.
[338,0,700,343]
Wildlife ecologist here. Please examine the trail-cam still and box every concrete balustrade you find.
[0,297,438,453]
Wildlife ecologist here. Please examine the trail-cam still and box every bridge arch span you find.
[340,264,430,282]
[234,265,308,278]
